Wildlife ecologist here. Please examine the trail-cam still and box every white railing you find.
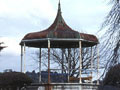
[25,83,99,90]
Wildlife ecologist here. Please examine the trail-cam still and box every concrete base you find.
[25,83,99,90]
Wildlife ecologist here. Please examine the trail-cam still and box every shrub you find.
[103,64,120,87]
[0,72,33,89]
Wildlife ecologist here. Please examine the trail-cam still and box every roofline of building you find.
[20,38,99,45]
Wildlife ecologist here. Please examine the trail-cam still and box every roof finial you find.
[58,0,61,12]
[59,0,60,4]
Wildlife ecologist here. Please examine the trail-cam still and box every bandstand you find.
[20,1,99,90]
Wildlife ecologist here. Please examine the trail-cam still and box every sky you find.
[0,0,111,73]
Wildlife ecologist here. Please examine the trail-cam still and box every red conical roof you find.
[23,2,80,39]
[20,2,98,48]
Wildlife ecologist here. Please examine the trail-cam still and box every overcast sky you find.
[0,0,111,72]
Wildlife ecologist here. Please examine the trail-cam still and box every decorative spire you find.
[59,0,60,6]
[55,0,65,25]
[58,0,61,13]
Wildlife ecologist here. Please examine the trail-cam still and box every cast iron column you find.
[91,47,93,83]
[48,39,51,85]
[97,45,99,84]
[21,45,23,73]
[79,41,82,83]
[39,48,41,83]
[23,43,26,73]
